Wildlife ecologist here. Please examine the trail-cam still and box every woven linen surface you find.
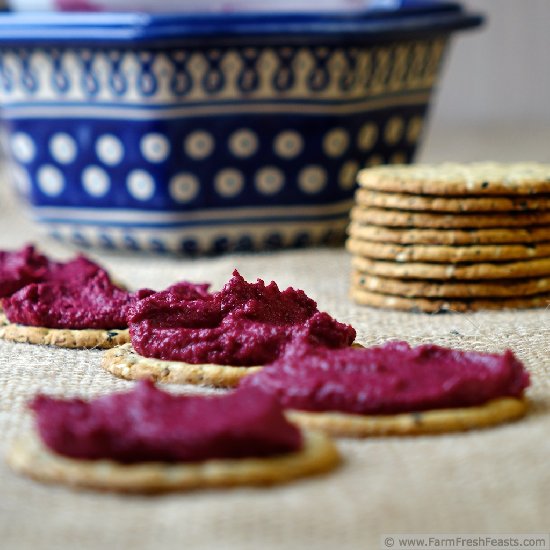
[0,192,549,550]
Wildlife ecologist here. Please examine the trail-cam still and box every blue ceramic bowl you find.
[0,2,481,254]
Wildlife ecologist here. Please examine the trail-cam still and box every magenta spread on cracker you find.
[0,245,49,298]
[30,381,302,463]
[43,255,109,285]
[2,272,153,330]
[0,245,109,298]
[128,270,356,366]
[240,341,530,414]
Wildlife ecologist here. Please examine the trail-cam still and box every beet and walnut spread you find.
[42,255,109,285]
[128,270,356,366]
[240,340,530,414]
[0,245,109,299]
[0,245,49,298]
[3,272,152,330]
[31,381,302,463]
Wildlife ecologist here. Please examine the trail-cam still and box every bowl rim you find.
[0,1,483,46]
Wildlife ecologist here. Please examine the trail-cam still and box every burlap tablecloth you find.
[0,187,548,550]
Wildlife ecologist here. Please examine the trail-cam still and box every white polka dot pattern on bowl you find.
[96,134,124,166]
[215,168,244,198]
[338,160,359,190]
[82,165,110,197]
[228,129,258,158]
[11,132,35,163]
[50,133,77,164]
[255,167,285,195]
[127,170,155,201]
[8,109,426,256]
[407,116,424,144]
[37,165,64,196]
[298,166,327,194]
[12,165,30,196]
[322,128,349,158]
[357,123,378,151]
[140,133,170,163]
[170,173,200,203]
[273,130,303,159]
[184,130,215,160]
[384,116,404,145]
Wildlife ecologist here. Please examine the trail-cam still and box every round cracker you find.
[350,206,550,229]
[0,313,129,349]
[6,429,340,493]
[357,162,550,196]
[355,188,550,212]
[346,238,550,263]
[349,286,550,313]
[102,343,262,388]
[347,223,550,246]
[351,271,550,299]
[286,397,528,437]
[351,255,550,280]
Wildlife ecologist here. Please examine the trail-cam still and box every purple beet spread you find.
[43,255,109,285]
[0,245,49,298]
[0,245,109,299]
[31,381,302,463]
[3,272,153,330]
[240,340,530,414]
[128,270,356,366]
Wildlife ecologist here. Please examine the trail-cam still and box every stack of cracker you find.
[347,163,550,312]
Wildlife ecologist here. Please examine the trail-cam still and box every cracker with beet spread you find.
[0,245,50,300]
[0,247,149,349]
[6,381,340,493]
[239,340,530,436]
[101,271,356,387]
